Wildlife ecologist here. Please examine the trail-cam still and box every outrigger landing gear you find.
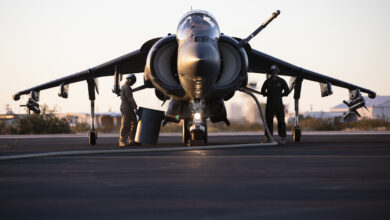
[293,126,301,142]
[88,129,97,145]
[88,100,97,145]
[292,98,301,142]
[87,76,99,145]
[292,72,303,142]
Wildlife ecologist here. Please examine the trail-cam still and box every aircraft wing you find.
[247,48,376,98]
[13,38,161,99]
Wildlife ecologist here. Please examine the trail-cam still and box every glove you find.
[136,107,141,116]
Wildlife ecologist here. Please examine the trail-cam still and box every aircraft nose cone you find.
[178,42,220,98]
[182,43,220,77]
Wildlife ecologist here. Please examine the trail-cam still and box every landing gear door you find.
[289,76,297,93]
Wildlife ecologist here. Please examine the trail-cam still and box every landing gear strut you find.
[87,76,98,145]
[292,72,303,142]
[183,99,207,146]
[88,100,97,145]
[292,99,301,142]
[293,127,301,142]
[89,130,97,145]
[189,121,207,146]
[183,118,208,146]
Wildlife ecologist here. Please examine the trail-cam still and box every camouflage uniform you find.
[119,81,138,145]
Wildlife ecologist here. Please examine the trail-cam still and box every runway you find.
[1,132,390,219]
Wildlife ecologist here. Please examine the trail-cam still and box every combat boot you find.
[119,141,129,147]
[278,137,286,145]
[261,136,271,143]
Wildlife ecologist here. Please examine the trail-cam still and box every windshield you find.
[177,12,220,41]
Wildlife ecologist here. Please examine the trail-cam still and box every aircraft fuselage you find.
[176,11,221,99]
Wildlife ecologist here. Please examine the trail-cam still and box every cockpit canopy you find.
[177,10,220,41]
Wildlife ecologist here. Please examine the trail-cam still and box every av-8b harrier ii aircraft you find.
[12,10,376,145]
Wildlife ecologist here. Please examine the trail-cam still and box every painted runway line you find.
[0,142,278,161]
[0,131,389,139]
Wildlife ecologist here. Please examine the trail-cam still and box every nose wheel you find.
[182,119,208,146]
[187,130,204,146]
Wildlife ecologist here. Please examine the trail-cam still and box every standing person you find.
[119,74,138,146]
[261,65,290,144]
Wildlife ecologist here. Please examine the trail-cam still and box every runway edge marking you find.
[0,142,278,161]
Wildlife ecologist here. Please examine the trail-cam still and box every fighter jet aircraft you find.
[12,10,376,145]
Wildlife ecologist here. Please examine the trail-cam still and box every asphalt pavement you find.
[1,132,390,219]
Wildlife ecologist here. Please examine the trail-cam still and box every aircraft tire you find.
[188,130,205,146]
[293,127,301,142]
[89,130,97,145]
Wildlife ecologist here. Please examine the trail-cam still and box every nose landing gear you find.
[183,99,208,146]
[183,117,208,146]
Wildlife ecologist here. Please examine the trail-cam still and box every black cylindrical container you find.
[135,107,165,145]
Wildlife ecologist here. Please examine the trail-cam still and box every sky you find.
[0,0,389,115]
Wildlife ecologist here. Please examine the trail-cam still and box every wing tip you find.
[368,92,376,99]
[12,93,21,101]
